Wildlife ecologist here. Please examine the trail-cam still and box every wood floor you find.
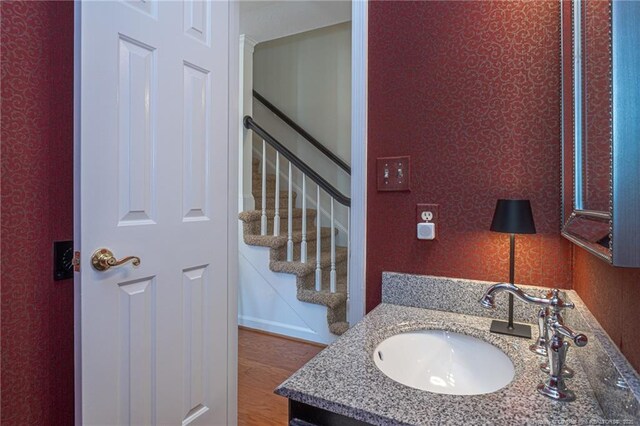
[238,328,324,426]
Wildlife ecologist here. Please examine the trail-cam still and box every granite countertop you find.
[276,303,604,425]
[276,273,640,425]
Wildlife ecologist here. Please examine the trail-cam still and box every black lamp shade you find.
[490,199,536,234]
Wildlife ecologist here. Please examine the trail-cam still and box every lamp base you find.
[489,320,532,339]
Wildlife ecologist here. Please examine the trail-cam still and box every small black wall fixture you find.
[53,240,74,281]
[489,199,536,339]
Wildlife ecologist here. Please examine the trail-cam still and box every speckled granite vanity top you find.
[275,273,640,425]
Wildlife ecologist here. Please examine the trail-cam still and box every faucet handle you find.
[546,289,574,312]
[530,307,548,357]
[552,322,588,347]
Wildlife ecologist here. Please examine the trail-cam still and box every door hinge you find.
[73,251,81,272]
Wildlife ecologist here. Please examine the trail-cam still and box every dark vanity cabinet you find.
[288,400,371,426]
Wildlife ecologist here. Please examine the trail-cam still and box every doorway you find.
[237,0,366,346]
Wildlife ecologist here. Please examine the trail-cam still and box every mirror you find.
[562,0,640,267]
[578,0,611,213]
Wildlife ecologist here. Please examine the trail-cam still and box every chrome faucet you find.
[530,307,548,356]
[480,284,588,402]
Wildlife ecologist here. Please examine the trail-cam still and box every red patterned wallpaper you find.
[573,249,640,372]
[0,2,635,421]
[367,0,572,311]
[1,1,75,424]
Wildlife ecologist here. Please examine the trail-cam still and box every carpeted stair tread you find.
[270,247,348,276]
[297,288,346,309]
[243,227,334,249]
[329,322,350,335]
[238,208,317,223]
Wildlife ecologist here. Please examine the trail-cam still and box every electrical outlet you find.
[416,204,439,240]
[417,204,438,223]
[377,156,410,191]
[421,211,433,222]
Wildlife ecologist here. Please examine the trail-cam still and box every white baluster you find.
[273,152,280,236]
[300,175,307,263]
[330,198,336,293]
[287,162,293,261]
[260,140,267,235]
[315,186,321,291]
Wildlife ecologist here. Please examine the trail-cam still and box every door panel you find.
[182,265,209,421]
[182,62,211,221]
[117,35,157,225]
[117,276,156,426]
[183,0,210,44]
[79,1,230,424]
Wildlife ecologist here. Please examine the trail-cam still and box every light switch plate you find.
[377,156,410,191]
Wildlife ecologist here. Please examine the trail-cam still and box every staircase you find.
[239,158,349,335]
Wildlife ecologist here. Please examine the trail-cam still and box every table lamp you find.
[489,199,536,338]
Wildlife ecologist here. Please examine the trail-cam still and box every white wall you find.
[240,1,350,44]
[253,22,351,198]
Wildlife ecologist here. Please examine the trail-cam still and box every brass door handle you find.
[91,248,141,271]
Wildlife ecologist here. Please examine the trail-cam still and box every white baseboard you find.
[238,316,323,343]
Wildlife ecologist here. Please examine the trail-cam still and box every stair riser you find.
[252,176,291,195]
[252,165,277,177]
[298,263,348,292]
[251,176,277,193]
[317,268,348,293]
[254,194,298,211]
[327,302,347,324]
[300,258,348,282]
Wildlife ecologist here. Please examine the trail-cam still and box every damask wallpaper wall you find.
[573,250,640,372]
[0,0,637,423]
[367,0,572,310]
[1,1,75,424]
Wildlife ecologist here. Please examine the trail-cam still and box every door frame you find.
[238,2,368,328]
[348,0,368,325]
[72,2,240,424]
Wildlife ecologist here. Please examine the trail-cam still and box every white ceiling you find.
[240,1,351,44]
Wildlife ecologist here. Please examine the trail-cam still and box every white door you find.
[77,1,233,424]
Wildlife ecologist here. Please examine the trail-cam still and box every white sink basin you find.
[373,329,515,395]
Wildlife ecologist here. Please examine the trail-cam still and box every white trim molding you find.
[348,0,368,326]
[238,34,258,212]
[73,2,83,424]
[227,2,240,425]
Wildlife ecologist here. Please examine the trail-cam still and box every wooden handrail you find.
[253,90,351,175]
[244,116,351,207]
